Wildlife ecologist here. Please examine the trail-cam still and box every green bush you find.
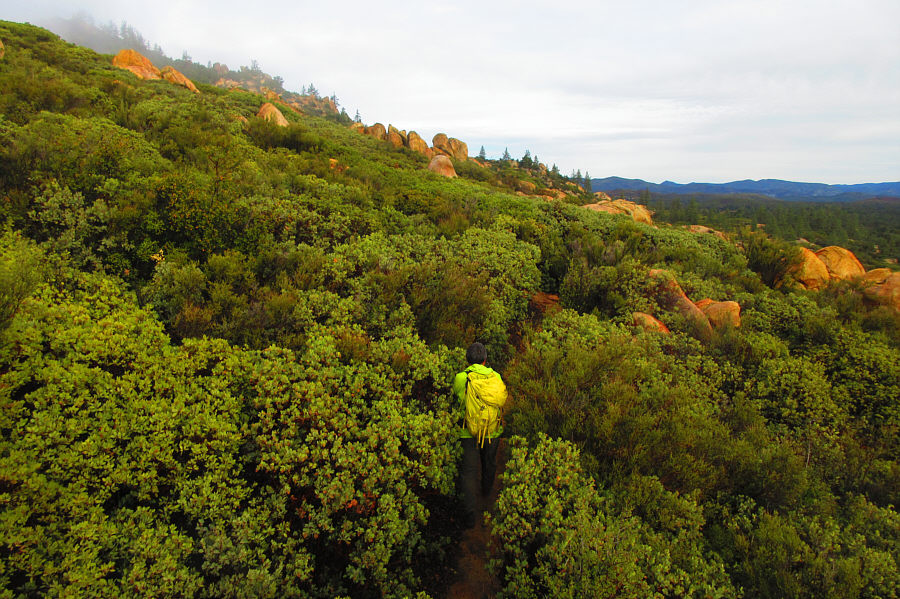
[0,269,458,597]
[490,436,735,598]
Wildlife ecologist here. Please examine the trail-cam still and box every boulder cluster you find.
[112,49,198,93]
[350,122,469,170]
[787,246,898,309]
[634,269,742,340]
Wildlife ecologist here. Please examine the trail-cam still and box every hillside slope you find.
[1,21,899,599]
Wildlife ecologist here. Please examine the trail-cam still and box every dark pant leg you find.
[480,437,500,495]
[459,438,480,526]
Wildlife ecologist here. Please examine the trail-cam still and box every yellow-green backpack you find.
[465,371,508,447]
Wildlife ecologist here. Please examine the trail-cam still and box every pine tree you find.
[478,146,487,160]
[584,171,592,193]
[521,150,533,169]
[354,110,361,123]
[502,147,511,161]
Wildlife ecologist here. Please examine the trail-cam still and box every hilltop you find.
[1,20,899,599]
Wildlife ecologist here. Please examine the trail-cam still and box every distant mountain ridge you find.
[592,176,900,202]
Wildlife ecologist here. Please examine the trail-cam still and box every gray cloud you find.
[7,0,899,183]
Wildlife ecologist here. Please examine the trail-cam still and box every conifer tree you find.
[478,146,487,160]
[584,171,592,193]
[521,150,533,169]
[502,147,511,161]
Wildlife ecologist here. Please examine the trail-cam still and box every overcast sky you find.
[7,0,900,183]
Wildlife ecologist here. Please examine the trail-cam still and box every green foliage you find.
[647,192,900,270]
[739,228,803,288]
[0,230,45,330]
[0,267,457,597]
[707,496,900,599]
[1,21,899,597]
[490,436,735,598]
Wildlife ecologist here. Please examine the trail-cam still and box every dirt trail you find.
[443,440,508,599]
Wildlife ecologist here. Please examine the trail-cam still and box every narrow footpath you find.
[442,440,508,599]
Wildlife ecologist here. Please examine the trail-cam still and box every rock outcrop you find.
[427,155,457,178]
[160,65,199,93]
[112,49,161,80]
[406,131,432,157]
[862,269,900,311]
[387,125,407,149]
[517,181,537,194]
[791,247,831,290]
[696,299,741,329]
[815,246,866,280]
[649,269,713,339]
[365,123,387,141]
[633,312,670,334]
[257,102,289,127]
[0,39,5,61]
[432,133,468,161]
[584,199,653,225]
[215,77,242,89]
[593,191,613,201]
[349,122,366,134]
[687,225,728,240]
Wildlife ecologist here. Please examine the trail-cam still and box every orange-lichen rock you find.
[349,122,366,133]
[0,39,5,60]
[593,191,613,201]
[257,102,289,127]
[790,247,830,290]
[365,123,387,141]
[584,199,653,225]
[427,155,457,178]
[387,125,406,149]
[862,268,900,311]
[815,246,866,280]
[517,180,537,194]
[160,65,199,93]
[406,131,432,157]
[112,49,161,80]
[696,299,741,329]
[633,312,670,334]
[432,133,468,161]
[215,77,242,89]
[648,269,713,339]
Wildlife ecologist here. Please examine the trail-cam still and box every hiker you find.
[453,342,508,528]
